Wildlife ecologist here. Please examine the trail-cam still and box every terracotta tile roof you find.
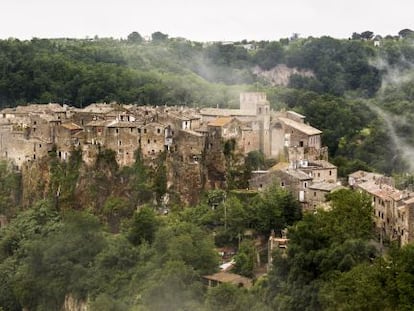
[208,117,234,127]
[404,197,414,205]
[85,120,112,127]
[269,162,289,171]
[308,182,344,192]
[61,122,83,131]
[179,129,204,137]
[203,271,252,288]
[278,117,322,136]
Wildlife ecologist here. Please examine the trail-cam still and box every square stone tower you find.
[239,92,271,157]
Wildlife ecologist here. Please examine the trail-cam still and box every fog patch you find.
[366,103,414,172]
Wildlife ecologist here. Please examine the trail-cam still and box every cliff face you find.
[21,158,50,207]
[253,64,314,86]
[166,154,206,206]
[62,294,88,311]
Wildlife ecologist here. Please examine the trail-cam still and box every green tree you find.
[251,183,301,235]
[126,206,158,246]
[127,31,143,43]
[48,147,82,210]
[267,189,376,311]
[360,31,374,40]
[151,31,168,42]
[234,239,256,277]
[0,160,21,217]
[2,210,103,310]
[254,42,285,70]
[319,261,388,311]
[153,221,219,275]
[102,196,131,232]
[127,148,152,205]
[139,260,204,311]
[152,152,167,203]
[205,283,246,311]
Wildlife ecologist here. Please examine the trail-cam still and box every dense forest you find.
[2,29,414,310]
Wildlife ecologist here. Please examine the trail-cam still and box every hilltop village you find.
[1,92,414,247]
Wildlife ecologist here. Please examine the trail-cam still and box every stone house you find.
[140,122,167,159]
[202,271,252,289]
[353,172,414,246]
[307,182,344,210]
[105,121,141,166]
[298,160,337,183]
[249,159,339,211]
[53,122,83,160]
[271,111,323,161]
[165,111,201,131]
[348,170,388,188]
[249,163,312,205]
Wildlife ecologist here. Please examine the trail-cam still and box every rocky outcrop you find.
[62,294,88,311]
[253,64,314,86]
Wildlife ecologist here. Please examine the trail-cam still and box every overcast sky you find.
[0,0,412,41]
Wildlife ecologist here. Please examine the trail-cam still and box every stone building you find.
[168,129,206,205]
[271,110,327,161]
[250,164,312,205]
[200,92,270,156]
[298,160,337,183]
[307,182,344,210]
[249,160,339,211]
[352,171,414,246]
[0,92,327,205]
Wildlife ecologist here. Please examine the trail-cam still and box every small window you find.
[157,128,161,134]
[118,140,122,146]
[304,182,307,188]
[138,128,141,133]
[39,144,42,148]
[116,128,119,133]
[154,140,157,143]
[329,170,332,176]
[147,139,150,144]
[314,192,316,197]
[144,129,147,134]
[281,181,285,187]
[318,173,320,178]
